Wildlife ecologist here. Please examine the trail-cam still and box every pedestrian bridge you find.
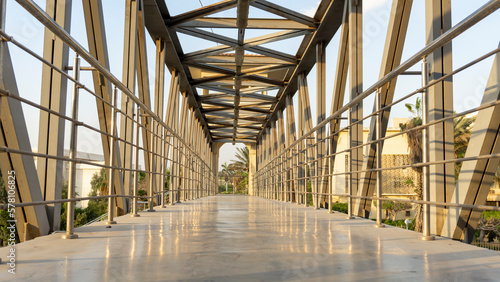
[2,195,500,281]
[1,0,500,280]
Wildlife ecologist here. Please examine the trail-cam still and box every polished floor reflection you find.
[1,195,500,281]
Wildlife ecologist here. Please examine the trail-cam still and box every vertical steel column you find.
[425,0,454,236]
[328,0,349,209]
[62,55,80,239]
[148,119,156,212]
[346,111,354,219]
[120,0,139,200]
[38,0,72,232]
[82,0,126,213]
[150,28,164,201]
[298,74,314,207]
[132,106,140,217]
[348,0,363,216]
[277,110,286,201]
[421,58,434,240]
[285,95,298,204]
[374,89,384,228]
[328,123,333,213]
[0,15,50,240]
[148,117,157,212]
[159,129,166,208]
[297,80,305,205]
[316,41,326,210]
[271,120,278,200]
[106,87,118,225]
[248,143,257,196]
[161,129,168,207]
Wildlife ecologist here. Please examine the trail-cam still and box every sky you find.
[3,0,500,172]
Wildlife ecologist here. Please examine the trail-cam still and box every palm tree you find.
[231,146,250,193]
[401,98,476,232]
[400,98,423,232]
[90,168,108,197]
[453,114,476,180]
[221,162,230,192]
[232,146,249,171]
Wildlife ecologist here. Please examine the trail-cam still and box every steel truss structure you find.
[0,0,499,244]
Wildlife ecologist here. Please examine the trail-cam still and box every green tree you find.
[0,171,20,246]
[90,168,108,196]
[232,146,249,171]
[453,114,476,180]
[60,182,89,230]
[71,168,109,227]
[231,146,250,194]
[401,99,476,232]
[400,98,423,232]
[221,162,231,192]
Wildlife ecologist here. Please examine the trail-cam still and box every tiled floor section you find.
[1,195,500,281]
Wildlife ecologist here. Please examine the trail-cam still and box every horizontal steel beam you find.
[177,18,315,30]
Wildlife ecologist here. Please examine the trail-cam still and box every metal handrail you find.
[13,0,213,170]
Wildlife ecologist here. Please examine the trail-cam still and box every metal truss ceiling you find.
[144,0,344,144]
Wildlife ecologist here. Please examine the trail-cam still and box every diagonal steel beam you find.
[37,0,72,232]
[119,0,139,206]
[144,0,212,142]
[178,27,299,63]
[82,0,126,213]
[1,44,50,241]
[250,0,317,27]
[355,0,413,217]
[166,0,238,26]
[177,18,314,30]
[258,0,345,137]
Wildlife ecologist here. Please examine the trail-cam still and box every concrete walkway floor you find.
[1,195,500,281]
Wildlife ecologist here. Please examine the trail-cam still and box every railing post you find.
[346,112,354,219]
[374,89,384,228]
[161,130,167,208]
[159,130,166,208]
[148,118,156,212]
[315,141,319,210]
[106,86,118,225]
[62,54,80,239]
[421,57,435,241]
[328,125,333,213]
[131,106,140,217]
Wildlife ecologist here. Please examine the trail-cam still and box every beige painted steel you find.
[326,0,348,208]
[355,0,413,217]
[425,0,455,236]
[178,93,189,200]
[119,0,139,203]
[349,0,363,209]
[164,71,180,204]
[37,0,72,232]
[271,120,278,200]
[298,74,315,206]
[0,43,50,241]
[82,0,126,213]
[277,109,286,201]
[316,41,327,209]
[444,44,500,241]
[248,143,257,195]
[285,95,298,203]
[136,1,155,199]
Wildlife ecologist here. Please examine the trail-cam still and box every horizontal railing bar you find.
[261,1,500,165]
[14,0,211,168]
